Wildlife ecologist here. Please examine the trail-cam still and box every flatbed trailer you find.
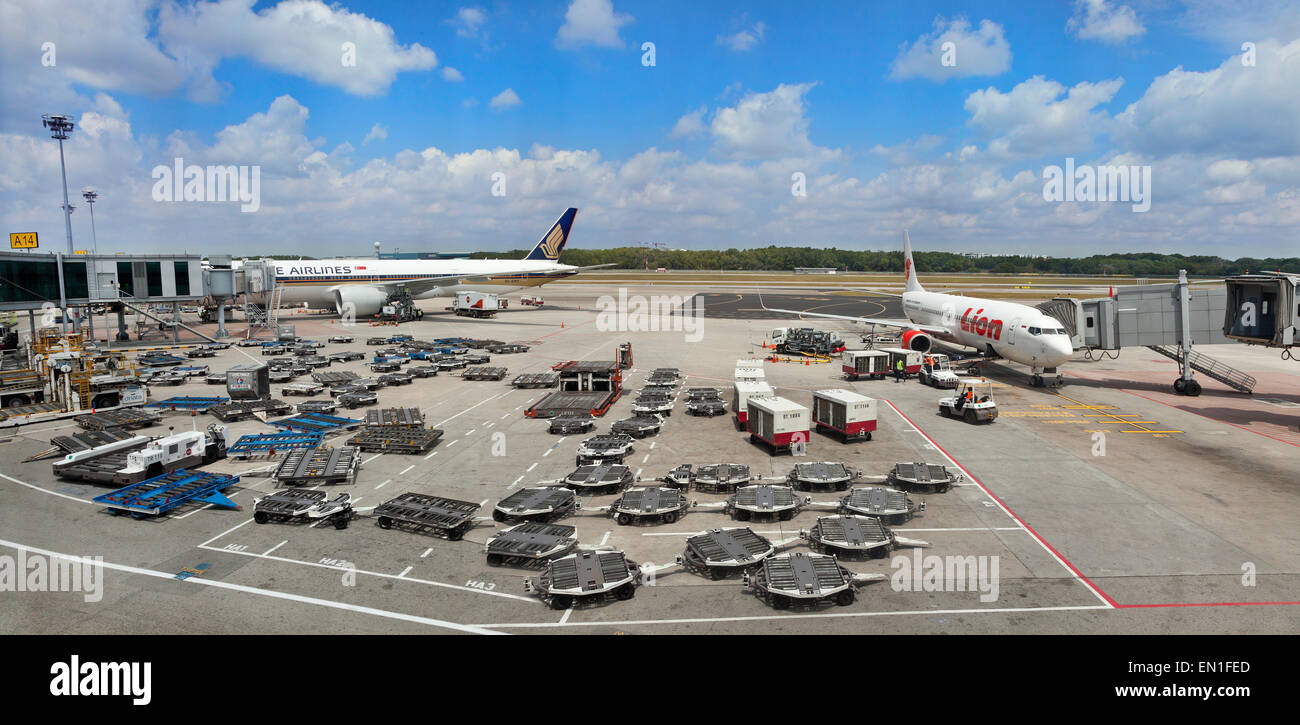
[462,366,507,381]
[575,434,635,465]
[377,372,413,387]
[32,428,138,461]
[280,382,326,396]
[228,432,324,458]
[211,399,293,422]
[562,463,634,495]
[144,395,228,413]
[374,493,479,540]
[888,462,961,493]
[485,522,578,567]
[840,486,919,525]
[685,399,727,416]
[312,371,359,386]
[530,550,641,610]
[492,486,577,522]
[364,408,423,429]
[347,427,443,453]
[610,415,663,438]
[609,486,690,525]
[631,395,673,416]
[296,399,338,415]
[692,463,751,494]
[328,351,365,363]
[727,484,803,521]
[408,365,439,378]
[788,461,857,491]
[682,528,775,579]
[806,515,895,558]
[659,464,692,488]
[76,408,161,430]
[270,412,362,435]
[253,488,353,529]
[526,389,621,418]
[51,436,151,483]
[92,469,239,518]
[548,415,595,435]
[746,552,857,609]
[338,391,379,409]
[487,344,530,354]
[274,446,360,486]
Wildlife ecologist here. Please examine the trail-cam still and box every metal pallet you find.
[840,487,916,524]
[274,446,360,486]
[752,553,853,607]
[463,366,507,380]
[374,493,479,539]
[538,550,638,608]
[92,469,239,518]
[76,408,162,430]
[485,522,578,565]
[683,528,774,577]
[611,487,687,524]
[563,463,633,493]
[807,515,892,557]
[228,432,324,458]
[270,412,362,434]
[493,486,576,522]
[789,461,855,490]
[347,428,443,454]
[143,396,228,412]
[512,372,559,388]
[363,408,424,429]
[888,462,959,493]
[729,485,799,520]
[210,399,293,422]
[693,463,751,493]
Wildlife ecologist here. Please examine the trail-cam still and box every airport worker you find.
[894,357,904,382]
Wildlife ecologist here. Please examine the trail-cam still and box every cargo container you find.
[811,389,877,441]
[452,292,500,318]
[736,359,766,369]
[731,380,773,429]
[734,366,765,384]
[746,395,810,455]
[842,349,890,380]
[227,363,270,400]
[879,347,922,374]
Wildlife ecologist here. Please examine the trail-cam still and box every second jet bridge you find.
[1038,271,1255,396]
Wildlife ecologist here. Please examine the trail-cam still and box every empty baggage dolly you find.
[727,484,804,521]
[485,522,578,567]
[805,515,894,558]
[692,463,751,493]
[492,486,577,522]
[608,486,691,525]
[92,470,240,518]
[548,415,595,435]
[610,414,663,438]
[364,407,423,429]
[685,398,727,416]
[274,445,360,486]
[253,488,354,529]
[681,528,776,579]
[659,463,692,488]
[528,549,641,609]
[788,461,858,491]
[374,493,479,540]
[575,434,634,465]
[347,427,443,454]
[562,463,634,495]
[888,462,961,493]
[840,486,919,525]
[745,552,858,609]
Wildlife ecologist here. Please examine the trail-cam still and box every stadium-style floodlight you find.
[42,113,76,254]
[82,188,99,255]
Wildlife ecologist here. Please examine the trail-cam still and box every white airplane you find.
[762,232,1075,387]
[269,208,593,317]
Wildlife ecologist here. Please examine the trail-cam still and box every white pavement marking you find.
[883,400,1114,608]
[641,454,649,463]
[447,440,459,447]
[600,531,611,546]
[636,468,643,477]
[199,517,255,547]
[0,538,504,635]
[501,413,512,419]
[398,566,413,577]
[263,540,288,556]
[480,604,1111,630]
[509,475,524,489]
[898,527,1025,532]
[420,547,433,558]
[425,450,439,460]
[543,448,552,457]
[363,454,383,464]
[375,479,391,490]
[466,429,476,436]
[0,471,97,506]
[485,422,494,429]
[526,462,538,472]
[433,391,513,428]
[400,465,414,475]
[558,607,573,625]
[649,441,656,450]
[479,499,490,507]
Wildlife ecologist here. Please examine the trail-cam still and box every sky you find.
[1,0,1298,258]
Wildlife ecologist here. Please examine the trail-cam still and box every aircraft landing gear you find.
[1031,374,1044,387]
[1173,377,1202,396]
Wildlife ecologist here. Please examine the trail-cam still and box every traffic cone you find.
[561,323,565,328]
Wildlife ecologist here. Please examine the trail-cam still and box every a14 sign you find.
[9,232,38,249]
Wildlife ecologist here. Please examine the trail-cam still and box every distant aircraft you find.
[269,208,600,317]
[762,232,1075,387]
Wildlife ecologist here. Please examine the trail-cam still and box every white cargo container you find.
[732,380,773,429]
[736,359,766,369]
[746,395,811,455]
[842,350,890,380]
[879,347,922,374]
[811,389,877,442]
[734,366,766,384]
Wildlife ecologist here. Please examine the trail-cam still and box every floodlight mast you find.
[42,113,77,254]
[82,189,99,255]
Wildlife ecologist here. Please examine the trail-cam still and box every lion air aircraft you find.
[762,232,1075,387]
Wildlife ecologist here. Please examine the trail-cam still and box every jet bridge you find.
[1222,271,1298,350]
[1040,271,1256,396]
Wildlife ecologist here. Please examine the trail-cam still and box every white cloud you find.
[671,107,707,138]
[1114,39,1300,159]
[362,123,387,146]
[157,0,437,98]
[462,98,478,109]
[964,75,1123,157]
[489,88,521,110]
[710,83,832,161]
[1176,0,1300,47]
[441,66,464,82]
[1067,0,1146,44]
[449,7,487,38]
[556,0,634,49]
[889,17,1012,82]
[717,22,766,52]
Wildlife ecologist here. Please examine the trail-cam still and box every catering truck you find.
[811,389,877,442]
[746,395,811,455]
[731,380,774,430]
[841,350,889,380]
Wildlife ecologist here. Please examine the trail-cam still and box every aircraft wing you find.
[759,299,949,335]
[367,266,557,297]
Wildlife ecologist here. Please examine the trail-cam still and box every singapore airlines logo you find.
[539,223,565,259]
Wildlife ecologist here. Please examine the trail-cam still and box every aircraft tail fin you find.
[524,208,578,261]
[903,230,924,293]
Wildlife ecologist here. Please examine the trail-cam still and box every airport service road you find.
[0,284,1296,635]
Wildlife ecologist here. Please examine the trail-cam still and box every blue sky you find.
[2,0,1298,257]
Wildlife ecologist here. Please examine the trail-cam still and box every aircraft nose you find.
[1048,336,1073,365]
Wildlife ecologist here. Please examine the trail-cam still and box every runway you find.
[689,292,903,321]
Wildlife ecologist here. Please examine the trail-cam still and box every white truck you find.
[113,425,230,483]
[453,292,501,318]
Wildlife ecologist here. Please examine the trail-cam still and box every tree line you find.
[468,246,1299,277]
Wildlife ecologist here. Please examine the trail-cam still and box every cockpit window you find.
[1028,327,1041,335]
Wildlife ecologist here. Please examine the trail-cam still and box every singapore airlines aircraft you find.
[763,232,1075,387]
[271,208,592,317]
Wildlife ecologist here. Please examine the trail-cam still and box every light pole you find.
[82,189,99,255]
[42,114,76,254]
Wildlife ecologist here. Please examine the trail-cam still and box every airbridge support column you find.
[1178,270,1193,388]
